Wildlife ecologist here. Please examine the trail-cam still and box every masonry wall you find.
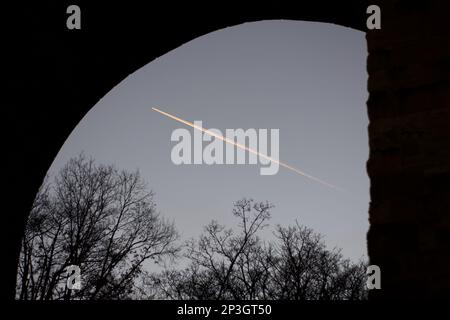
[5,1,450,300]
[366,0,450,299]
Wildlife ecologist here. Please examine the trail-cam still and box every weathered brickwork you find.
[367,0,450,299]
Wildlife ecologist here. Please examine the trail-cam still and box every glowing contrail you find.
[152,107,343,191]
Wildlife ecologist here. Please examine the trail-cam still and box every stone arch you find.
[6,1,450,300]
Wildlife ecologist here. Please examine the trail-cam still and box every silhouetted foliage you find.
[17,156,367,300]
[144,199,367,300]
[17,155,178,300]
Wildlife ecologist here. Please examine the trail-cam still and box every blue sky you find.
[48,20,369,262]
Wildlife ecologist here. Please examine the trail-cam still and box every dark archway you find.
[6,1,450,300]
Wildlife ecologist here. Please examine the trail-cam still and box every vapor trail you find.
[152,107,343,191]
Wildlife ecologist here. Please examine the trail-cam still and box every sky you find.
[48,20,369,262]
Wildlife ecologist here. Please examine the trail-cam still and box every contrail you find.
[152,107,343,191]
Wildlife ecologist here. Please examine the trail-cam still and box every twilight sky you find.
[48,20,369,262]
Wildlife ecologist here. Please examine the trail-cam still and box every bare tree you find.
[19,159,367,301]
[16,155,179,300]
[266,222,367,300]
[148,199,367,300]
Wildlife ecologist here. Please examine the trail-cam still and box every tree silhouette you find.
[17,155,178,300]
[146,199,367,300]
[17,156,367,300]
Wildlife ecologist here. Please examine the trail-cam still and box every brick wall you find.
[366,0,450,299]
